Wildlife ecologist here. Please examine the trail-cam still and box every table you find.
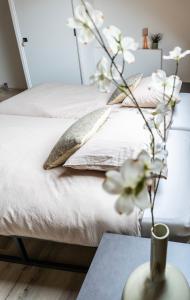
[77,233,190,300]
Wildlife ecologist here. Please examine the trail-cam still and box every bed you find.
[0,84,189,270]
[0,113,140,247]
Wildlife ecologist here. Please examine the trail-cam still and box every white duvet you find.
[0,84,189,245]
[0,114,140,247]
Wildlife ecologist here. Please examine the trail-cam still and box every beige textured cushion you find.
[122,76,181,108]
[107,73,143,105]
[44,107,111,170]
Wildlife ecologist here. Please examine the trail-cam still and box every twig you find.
[166,61,179,131]
[80,0,155,158]
[148,187,155,229]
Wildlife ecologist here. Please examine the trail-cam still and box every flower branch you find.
[79,0,156,150]
[68,1,190,230]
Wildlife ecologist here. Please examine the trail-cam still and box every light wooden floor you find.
[0,237,96,300]
[0,88,24,102]
[181,82,190,93]
[0,262,85,300]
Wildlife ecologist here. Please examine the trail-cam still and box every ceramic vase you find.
[122,223,190,300]
[152,42,158,49]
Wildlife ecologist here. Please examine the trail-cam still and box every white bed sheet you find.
[142,130,190,242]
[0,83,112,120]
[0,84,189,132]
[0,114,140,247]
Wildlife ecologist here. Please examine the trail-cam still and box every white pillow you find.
[64,109,151,171]
[122,77,160,108]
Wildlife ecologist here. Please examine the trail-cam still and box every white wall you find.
[0,0,26,88]
[88,0,190,82]
[3,0,190,87]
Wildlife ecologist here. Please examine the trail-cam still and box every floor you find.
[0,262,85,300]
[181,82,190,93]
[0,88,24,102]
[0,237,96,300]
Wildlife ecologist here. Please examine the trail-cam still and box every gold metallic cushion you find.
[43,107,111,170]
[107,73,143,105]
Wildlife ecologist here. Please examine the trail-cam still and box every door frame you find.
[8,0,32,88]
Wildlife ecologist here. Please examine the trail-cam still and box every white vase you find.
[122,224,190,300]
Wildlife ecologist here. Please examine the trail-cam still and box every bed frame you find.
[0,236,89,273]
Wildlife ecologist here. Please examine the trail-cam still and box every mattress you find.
[0,114,140,247]
[171,93,190,131]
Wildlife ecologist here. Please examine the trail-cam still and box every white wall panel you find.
[13,0,82,86]
[0,0,26,88]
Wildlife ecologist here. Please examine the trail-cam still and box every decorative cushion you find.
[122,76,158,108]
[107,73,143,105]
[122,76,182,108]
[44,107,111,170]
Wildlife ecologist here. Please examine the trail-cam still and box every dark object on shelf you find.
[150,33,163,49]
[142,28,149,49]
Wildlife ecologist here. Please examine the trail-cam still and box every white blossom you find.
[151,70,182,102]
[103,26,138,63]
[67,2,104,44]
[153,103,171,127]
[103,151,163,215]
[138,150,163,176]
[90,57,112,92]
[155,142,168,161]
[163,47,190,61]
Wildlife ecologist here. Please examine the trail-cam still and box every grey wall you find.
[0,0,26,88]
[92,0,190,82]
